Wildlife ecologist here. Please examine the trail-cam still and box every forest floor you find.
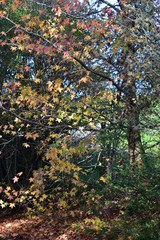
[0,211,98,240]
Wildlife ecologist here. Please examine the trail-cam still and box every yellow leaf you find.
[11,46,17,51]
[29,177,34,183]
[11,131,17,135]
[55,65,59,71]
[33,133,39,140]
[9,203,15,209]
[17,172,23,176]
[25,132,32,139]
[3,82,8,87]
[70,91,75,99]
[56,118,62,123]
[100,176,106,183]
[6,186,11,191]
[16,73,24,79]
[18,45,24,51]
[42,194,47,200]
[74,173,79,180]
[79,77,89,84]
[84,35,91,41]
[23,143,30,148]
[35,78,41,84]
[34,115,38,119]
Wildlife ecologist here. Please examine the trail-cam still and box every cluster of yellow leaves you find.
[26,16,40,29]
[0,184,20,209]
[84,217,107,232]
[25,132,39,140]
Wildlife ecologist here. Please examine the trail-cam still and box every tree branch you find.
[100,0,120,12]
[73,56,123,93]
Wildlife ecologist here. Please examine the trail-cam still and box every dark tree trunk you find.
[123,42,145,163]
[126,95,144,163]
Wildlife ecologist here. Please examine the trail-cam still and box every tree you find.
[0,1,159,238]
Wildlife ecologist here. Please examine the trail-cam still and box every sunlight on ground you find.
[0,216,33,238]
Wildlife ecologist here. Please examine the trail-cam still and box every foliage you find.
[0,0,160,239]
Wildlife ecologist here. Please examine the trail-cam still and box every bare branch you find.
[100,0,120,12]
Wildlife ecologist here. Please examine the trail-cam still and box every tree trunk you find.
[125,79,144,164]
[123,38,145,163]
[126,98,144,163]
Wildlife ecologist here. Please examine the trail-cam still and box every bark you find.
[124,54,145,163]
[119,0,145,164]
[125,86,145,163]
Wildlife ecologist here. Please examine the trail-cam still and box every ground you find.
[0,211,98,240]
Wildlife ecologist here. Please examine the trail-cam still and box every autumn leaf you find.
[63,51,70,59]
[25,132,32,139]
[57,7,62,17]
[11,46,17,51]
[1,31,6,36]
[84,35,91,41]
[73,173,79,180]
[64,4,70,13]
[25,66,30,72]
[6,186,11,191]
[13,176,19,183]
[9,203,15,208]
[78,77,90,84]
[22,142,30,148]
[39,9,45,15]
[0,186,3,193]
[44,46,51,54]
[32,133,39,140]
[8,195,13,201]
[12,190,18,196]
[64,18,70,26]
[29,177,34,183]
[3,82,8,87]
[35,77,40,84]
[56,118,62,123]
[17,172,23,176]
[100,176,106,183]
